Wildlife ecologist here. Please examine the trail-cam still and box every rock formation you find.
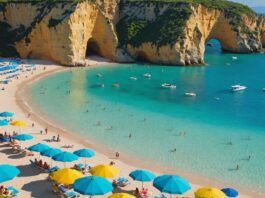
[0,0,264,66]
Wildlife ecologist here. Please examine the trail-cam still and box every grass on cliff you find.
[116,0,257,49]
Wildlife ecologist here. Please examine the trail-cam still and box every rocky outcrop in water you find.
[0,0,264,66]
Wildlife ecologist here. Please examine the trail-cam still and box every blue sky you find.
[231,0,265,7]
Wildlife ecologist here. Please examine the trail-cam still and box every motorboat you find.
[130,77,137,81]
[232,56,238,60]
[112,83,120,88]
[231,85,247,92]
[143,73,151,78]
[185,92,196,97]
[96,73,103,78]
[161,83,176,89]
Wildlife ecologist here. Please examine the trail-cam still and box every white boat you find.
[143,73,151,78]
[96,73,103,78]
[185,92,196,97]
[231,85,247,92]
[130,77,137,81]
[232,56,238,60]
[161,83,176,89]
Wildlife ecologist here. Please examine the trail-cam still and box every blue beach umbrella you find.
[13,133,33,141]
[0,164,20,183]
[74,148,95,166]
[74,148,95,158]
[41,148,62,166]
[221,188,238,198]
[0,111,14,118]
[153,175,191,198]
[0,119,9,126]
[41,148,62,158]
[28,143,50,153]
[129,169,156,187]
[52,151,78,167]
[73,176,113,196]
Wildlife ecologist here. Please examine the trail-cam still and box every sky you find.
[230,0,265,7]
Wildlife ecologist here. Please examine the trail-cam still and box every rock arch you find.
[86,38,101,56]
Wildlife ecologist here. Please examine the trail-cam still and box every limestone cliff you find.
[0,0,264,66]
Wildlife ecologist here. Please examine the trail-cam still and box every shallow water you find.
[30,43,265,192]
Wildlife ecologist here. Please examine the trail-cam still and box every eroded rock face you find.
[0,0,264,66]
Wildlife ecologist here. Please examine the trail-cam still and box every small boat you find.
[161,83,176,89]
[185,92,196,97]
[92,83,104,88]
[232,56,238,60]
[130,77,137,81]
[262,88,265,92]
[112,83,120,88]
[96,73,103,78]
[231,85,247,92]
[143,73,151,78]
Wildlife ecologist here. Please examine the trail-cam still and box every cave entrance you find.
[205,39,222,55]
[86,38,100,57]
[136,51,149,63]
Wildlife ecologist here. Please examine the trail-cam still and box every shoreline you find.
[14,61,263,197]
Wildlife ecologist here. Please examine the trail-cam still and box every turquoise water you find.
[30,43,265,193]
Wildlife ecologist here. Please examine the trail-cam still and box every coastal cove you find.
[26,51,265,196]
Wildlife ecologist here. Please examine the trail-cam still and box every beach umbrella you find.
[28,143,50,153]
[153,175,191,198]
[129,169,155,187]
[195,187,226,198]
[73,176,113,196]
[221,188,238,198]
[50,168,83,185]
[73,148,95,165]
[0,111,14,118]
[73,148,95,158]
[0,164,20,183]
[41,148,62,166]
[10,120,27,132]
[13,133,33,141]
[52,151,78,167]
[90,165,120,178]
[10,120,27,127]
[109,193,135,198]
[0,119,9,126]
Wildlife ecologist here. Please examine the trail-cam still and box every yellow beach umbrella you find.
[109,193,136,198]
[195,187,226,198]
[50,168,84,185]
[10,120,27,127]
[90,165,120,178]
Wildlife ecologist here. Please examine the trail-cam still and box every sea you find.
[29,40,265,193]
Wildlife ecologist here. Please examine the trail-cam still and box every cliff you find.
[0,0,264,66]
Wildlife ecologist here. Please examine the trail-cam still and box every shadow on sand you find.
[22,179,56,198]
[16,164,42,177]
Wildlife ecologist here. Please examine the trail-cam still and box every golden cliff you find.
[0,0,264,66]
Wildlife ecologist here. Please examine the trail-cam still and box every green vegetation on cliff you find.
[116,0,256,49]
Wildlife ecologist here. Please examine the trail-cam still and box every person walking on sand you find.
[45,127,48,135]
[56,134,60,142]
[115,152,120,159]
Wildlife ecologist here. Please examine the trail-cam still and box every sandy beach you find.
[0,57,259,198]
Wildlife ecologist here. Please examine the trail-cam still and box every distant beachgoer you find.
[248,155,251,161]
[86,110,89,113]
[96,121,101,126]
[110,161,115,166]
[171,148,177,152]
[143,118,146,122]
[28,113,31,118]
[227,141,233,145]
[129,134,132,138]
[236,164,240,170]
[183,132,186,136]
[45,128,48,135]
[115,152,120,158]
[32,123,35,127]
[40,130,43,135]
[56,134,60,142]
